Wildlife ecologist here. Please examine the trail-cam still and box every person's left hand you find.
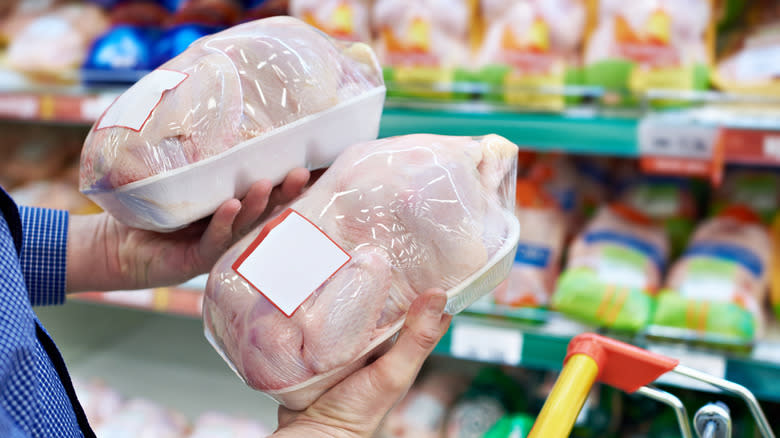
[66,168,310,293]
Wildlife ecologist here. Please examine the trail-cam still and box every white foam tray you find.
[208,209,521,410]
[85,87,386,232]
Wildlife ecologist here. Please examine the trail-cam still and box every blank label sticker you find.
[97,69,188,131]
[232,209,351,317]
[451,322,522,366]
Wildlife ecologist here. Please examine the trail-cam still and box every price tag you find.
[649,345,726,392]
[638,118,718,159]
[451,322,522,366]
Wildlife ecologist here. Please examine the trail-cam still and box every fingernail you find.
[426,293,447,316]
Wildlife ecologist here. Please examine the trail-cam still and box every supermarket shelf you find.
[71,287,780,404]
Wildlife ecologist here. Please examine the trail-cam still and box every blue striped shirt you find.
[1,188,92,437]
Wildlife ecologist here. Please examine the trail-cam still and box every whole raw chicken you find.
[665,207,771,318]
[475,0,586,69]
[585,0,711,67]
[203,134,518,405]
[372,0,471,67]
[567,204,669,293]
[80,16,383,192]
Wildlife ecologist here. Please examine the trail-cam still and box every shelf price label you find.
[450,321,522,366]
[638,117,722,182]
[0,94,39,120]
[649,345,726,393]
[638,118,718,159]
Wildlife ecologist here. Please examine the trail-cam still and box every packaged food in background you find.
[372,0,476,99]
[93,398,189,438]
[0,0,61,46]
[80,16,386,231]
[552,204,670,331]
[652,205,770,344]
[378,372,470,438]
[583,0,714,103]
[493,180,565,307]
[444,368,525,438]
[71,378,124,428]
[572,156,613,221]
[526,154,582,239]
[472,0,587,109]
[290,0,372,42]
[771,214,780,321]
[619,176,700,257]
[5,3,109,82]
[188,412,270,438]
[712,168,780,224]
[203,134,519,409]
[242,0,288,20]
[712,0,780,96]
[82,1,171,82]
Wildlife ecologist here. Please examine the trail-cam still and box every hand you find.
[272,289,453,438]
[66,168,310,292]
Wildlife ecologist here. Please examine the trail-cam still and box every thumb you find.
[361,289,452,408]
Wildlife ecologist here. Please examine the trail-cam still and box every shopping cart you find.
[528,333,776,438]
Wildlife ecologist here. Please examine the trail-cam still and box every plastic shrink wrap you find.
[552,204,670,331]
[203,134,520,409]
[80,16,385,231]
[652,206,771,344]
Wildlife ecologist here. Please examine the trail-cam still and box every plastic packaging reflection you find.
[203,134,520,409]
[79,16,385,231]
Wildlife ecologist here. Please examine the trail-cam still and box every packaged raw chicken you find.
[552,204,670,331]
[203,134,520,409]
[93,398,189,438]
[290,0,371,42]
[372,0,476,98]
[0,0,60,46]
[5,3,109,82]
[473,0,587,109]
[652,205,771,344]
[583,0,714,101]
[493,181,565,307]
[526,154,582,238]
[80,16,385,232]
[619,177,700,257]
[378,372,469,438]
[188,412,270,438]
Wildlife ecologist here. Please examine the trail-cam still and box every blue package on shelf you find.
[153,23,223,66]
[82,25,162,85]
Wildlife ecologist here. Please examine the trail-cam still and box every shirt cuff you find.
[19,207,69,306]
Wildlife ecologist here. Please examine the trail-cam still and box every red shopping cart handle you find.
[565,333,679,393]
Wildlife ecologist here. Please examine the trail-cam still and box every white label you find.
[638,118,717,159]
[650,345,726,392]
[233,209,351,317]
[97,70,188,131]
[451,322,522,366]
[0,96,38,119]
[763,136,780,159]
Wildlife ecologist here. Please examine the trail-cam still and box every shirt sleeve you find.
[18,207,69,306]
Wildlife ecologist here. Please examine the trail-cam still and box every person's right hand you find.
[271,289,453,438]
